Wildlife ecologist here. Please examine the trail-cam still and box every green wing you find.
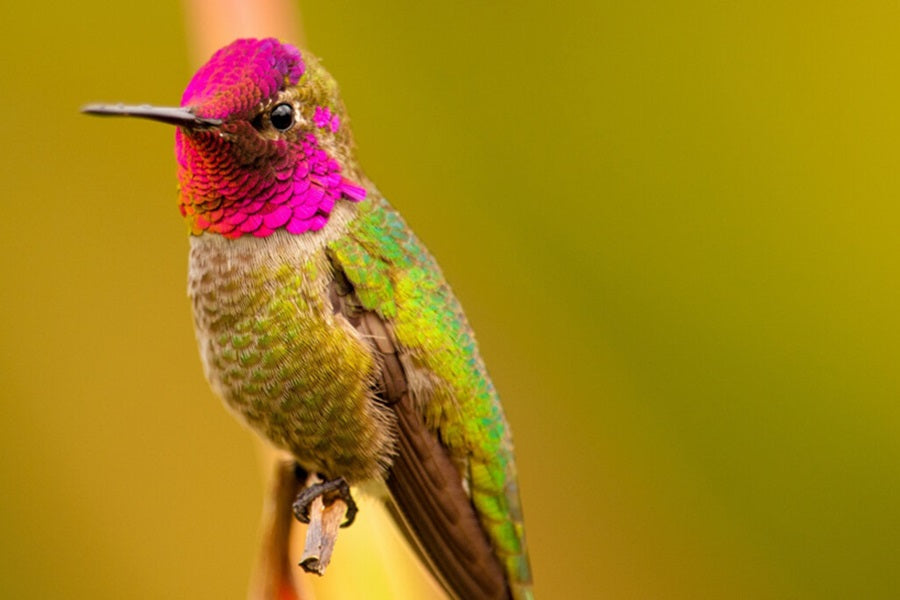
[327,194,532,600]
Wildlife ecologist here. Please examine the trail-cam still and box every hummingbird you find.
[84,38,532,600]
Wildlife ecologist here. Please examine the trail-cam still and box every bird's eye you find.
[270,103,294,131]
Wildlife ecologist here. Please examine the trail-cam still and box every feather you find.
[354,309,510,600]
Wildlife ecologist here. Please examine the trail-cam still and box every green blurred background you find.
[2,1,900,598]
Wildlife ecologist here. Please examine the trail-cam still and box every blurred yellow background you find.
[2,1,900,598]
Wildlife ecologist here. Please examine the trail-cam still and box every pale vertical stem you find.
[179,2,440,598]
[182,3,307,597]
[182,0,304,66]
[249,455,315,600]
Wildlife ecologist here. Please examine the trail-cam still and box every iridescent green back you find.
[328,193,532,598]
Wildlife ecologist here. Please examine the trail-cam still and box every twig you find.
[248,457,311,600]
[299,474,349,575]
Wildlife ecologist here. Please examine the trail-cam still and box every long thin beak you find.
[81,103,222,129]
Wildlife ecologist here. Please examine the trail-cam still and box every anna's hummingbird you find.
[85,38,532,600]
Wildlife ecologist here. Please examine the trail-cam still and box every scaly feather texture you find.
[99,38,533,599]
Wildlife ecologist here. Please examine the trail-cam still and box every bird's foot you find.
[292,476,358,528]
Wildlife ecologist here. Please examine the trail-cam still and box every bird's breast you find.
[186,203,395,481]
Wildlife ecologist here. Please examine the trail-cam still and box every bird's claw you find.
[292,476,358,528]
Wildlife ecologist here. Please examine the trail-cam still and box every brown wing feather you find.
[332,273,510,600]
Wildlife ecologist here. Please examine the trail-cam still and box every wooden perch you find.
[248,457,310,600]
[299,474,349,575]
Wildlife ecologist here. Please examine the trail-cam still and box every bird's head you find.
[85,38,367,238]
